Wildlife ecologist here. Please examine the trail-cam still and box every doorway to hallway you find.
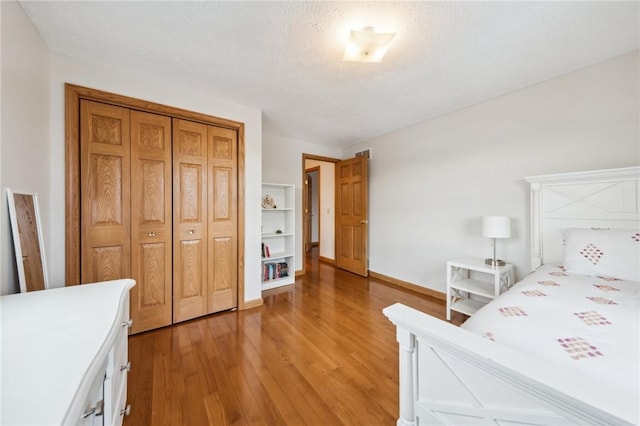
[302,154,339,275]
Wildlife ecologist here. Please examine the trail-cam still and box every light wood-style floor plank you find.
[125,249,466,425]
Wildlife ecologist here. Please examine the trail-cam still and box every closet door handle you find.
[188,229,195,235]
[148,231,156,237]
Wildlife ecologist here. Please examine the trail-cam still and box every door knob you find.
[359,219,368,224]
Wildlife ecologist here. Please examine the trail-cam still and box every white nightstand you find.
[446,258,515,321]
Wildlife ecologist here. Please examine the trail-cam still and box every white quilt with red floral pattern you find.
[462,264,639,413]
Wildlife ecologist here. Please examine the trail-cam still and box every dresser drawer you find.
[113,296,131,361]
[111,324,129,380]
[113,376,131,426]
[105,321,131,423]
[79,358,107,426]
[110,335,129,407]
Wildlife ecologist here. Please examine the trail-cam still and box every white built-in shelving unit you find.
[261,183,295,290]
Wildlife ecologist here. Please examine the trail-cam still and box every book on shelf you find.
[261,243,271,258]
[262,262,289,281]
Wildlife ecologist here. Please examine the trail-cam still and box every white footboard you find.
[383,303,635,426]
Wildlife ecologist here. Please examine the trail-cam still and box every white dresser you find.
[1,279,135,425]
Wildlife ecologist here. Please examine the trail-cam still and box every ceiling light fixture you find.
[343,26,396,63]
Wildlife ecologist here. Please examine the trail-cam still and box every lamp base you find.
[485,258,506,267]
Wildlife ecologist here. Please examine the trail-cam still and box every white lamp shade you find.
[482,216,511,238]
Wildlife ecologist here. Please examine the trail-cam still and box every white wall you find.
[305,159,336,260]
[0,0,2,396]
[48,55,264,303]
[0,1,51,295]
[345,51,640,293]
[262,134,342,271]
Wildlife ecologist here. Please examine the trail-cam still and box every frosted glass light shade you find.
[343,27,396,63]
[482,216,511,239]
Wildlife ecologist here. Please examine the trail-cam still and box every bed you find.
[383,166,640,426]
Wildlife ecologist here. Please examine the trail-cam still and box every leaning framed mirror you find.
[7,189,49,292]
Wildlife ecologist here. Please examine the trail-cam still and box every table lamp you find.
[482,216,511,266]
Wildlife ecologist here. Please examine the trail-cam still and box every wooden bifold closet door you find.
[173,119,238,322]
[130,110,173,333]
[80,100,238,333]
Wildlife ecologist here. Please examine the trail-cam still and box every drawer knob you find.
[121,361,131,372]
[82,400,104,418]
[121,404,132,417]
[122,319,133,328]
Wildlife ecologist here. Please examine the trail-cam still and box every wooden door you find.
[80,100,131,283]
[335,156,368,276]
[304,173,312,253]
[130,111,173,333]
[173,118,208,323]
[207,125,238,313]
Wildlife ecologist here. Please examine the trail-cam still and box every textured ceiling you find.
[20,1,640,147]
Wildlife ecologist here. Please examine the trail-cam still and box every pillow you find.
[563,228,640,282]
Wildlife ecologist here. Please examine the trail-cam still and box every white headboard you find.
[525,167,640,271]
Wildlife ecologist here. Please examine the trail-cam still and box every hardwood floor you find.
[125,248,467,425]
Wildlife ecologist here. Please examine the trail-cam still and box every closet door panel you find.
[173,118,208,323]
[91,246,124,282]
[89,155,124,225]
[178,239,204,296]
[207,126,238,313]
[179,164,203,222]
[130,111,172,333]
[210,236,233,307]
[81,100,131,283]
